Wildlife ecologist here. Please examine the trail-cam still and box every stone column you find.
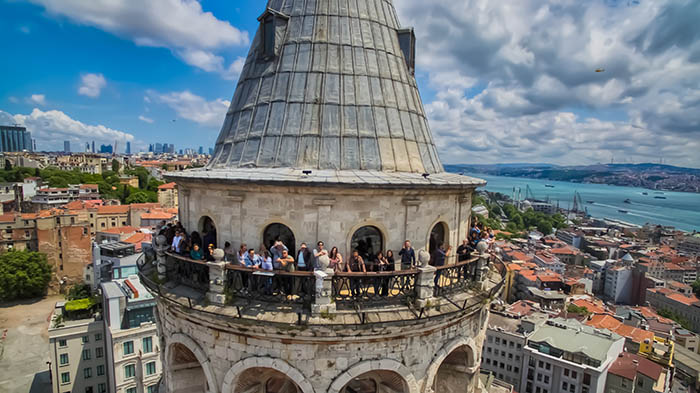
[180,188,190,229]
[154,235,169,282]
[402,197,421,248]
[313,197,335,246]
[227,192,245,246]
[415,249,436,308]
[206,249,226,306]
[311,269,336,316]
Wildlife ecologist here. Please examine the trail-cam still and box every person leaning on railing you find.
[398,240,416,270]
[347,250,366,297]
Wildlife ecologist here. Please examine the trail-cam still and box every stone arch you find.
[427,220,448,255]
[329,359,419,393]
[222,357,315,393]
[346,220,389,260]
[422,337,479,393]
[165,332,219,393]
[198,215,218,248]
[260,218,300,257]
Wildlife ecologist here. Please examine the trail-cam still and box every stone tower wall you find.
[156,299,489,393]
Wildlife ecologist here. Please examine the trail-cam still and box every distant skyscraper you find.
[155,143,163,154]
[64,140,70,153]
[198,146,204,155]
[126,141,131,155]
[99,144,113,154]
[148,144,153,153]
[32,139,36,152]
[0,125,33,152]
[208,147,214,155]
[86,142,90,152]
[91,140,95,153]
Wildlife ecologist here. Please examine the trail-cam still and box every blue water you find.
[474,174,700,232]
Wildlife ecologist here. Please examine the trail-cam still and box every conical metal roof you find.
[208,0,444,174]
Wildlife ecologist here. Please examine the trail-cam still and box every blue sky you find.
[1,0,699,167]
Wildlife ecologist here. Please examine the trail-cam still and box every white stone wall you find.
[156,301,489,393]
[177,181,474,261]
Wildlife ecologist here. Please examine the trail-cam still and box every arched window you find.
[351,226,383,262]
[429,222,447,254]
[433,345,477,392]
[263,223,296,258]
[198,216,217,249]
[169,343,208,393]
[339,370,407,393]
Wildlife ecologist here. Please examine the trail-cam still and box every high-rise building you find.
[0,125,33,152]
[92,141,96,153]
[99,144,113,154]
[125,141,131,155]
[86,142,91,152]
[64,140,71,153]
[148,144,153,153]
[142,1,496,393]
[198,146,203,155]
[154,143,162,154]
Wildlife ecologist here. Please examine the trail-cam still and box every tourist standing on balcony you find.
[433,243,451,286]
[270,240,288,269]
[223,242,235,262]
[244,249,261,268]
[313,241,328,270]
[190,244,203,260]
[261,251,273,271]
[329,247,343,273]
[386,250,396,271]
[297,243,312,271]
[347,250,366,297]
[456,239,471,262]
[375,251,391,296]
[276,249,295,272]
[172,230,183,253]
[399,240,415,270]
[237,244,247,265]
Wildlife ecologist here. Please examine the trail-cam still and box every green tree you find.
[537,220,553,235]
[692,280,700,297]
[66,284,91,301]
[126,191,150,204]
[35,167,41,177]
[111,159,120,173]
[0,250,52,301]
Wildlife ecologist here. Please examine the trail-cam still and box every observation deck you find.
[138,242,504,328]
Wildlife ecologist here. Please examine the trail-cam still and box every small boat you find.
[623,199,632,204]
[654,196,667,199]
[642,192,648,195]
[586,200,595,204]
[545,184,555,188]
[618,209,629,213]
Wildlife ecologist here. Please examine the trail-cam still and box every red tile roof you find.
[667,293,700,306]
[100,226,138,235]
[587,315,654,344]
[97,205,129,214]
[158,182,177,190]
[141,211,175,220]
[609,352,663,381]
[572,299,607,314]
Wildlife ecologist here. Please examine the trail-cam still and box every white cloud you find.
[395,0,700,167]
[147,90,228,127]
[223,57,246,81]
[29,94,46,105]
[8,97,19,103]
[2,108,134,151]
[29,0,249,78]
[138,115,154,124]
[78,73,107,98]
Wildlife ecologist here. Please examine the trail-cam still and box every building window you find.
[58,339,67,347]
[96,347,103,358]
[126,388,137,393]
[86,387,94,393]
[95,333,101,341]
[83,367,92,379]
[145,361,156,376]
[143,337,153,353]
[124,364,136,379]
[583,373,591,385]
[82,335,89,344]
[147,385,157,393]
[97,365,104,376]
[83,349,91,360]
[123,341,134,355]
[61,372,70,384]
[571,371,577,379]
[261,14,276,59]
[98,384,106,393]
[59,353,69,365]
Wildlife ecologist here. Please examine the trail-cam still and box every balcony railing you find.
[140,250,505,323]
[331,270,418,308]
[224,265,315,307]
[434,257,479,297]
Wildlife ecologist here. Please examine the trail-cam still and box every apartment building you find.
[35,210,92,287]
[646,288,700,333]
[604,352,668,393]
[102,276,161,393]
[156,182,178,209]
[678,235,700,256]
[0,212,37,251]
[605,266,634,304]
[520,318,625,393]
[48,302,108,393]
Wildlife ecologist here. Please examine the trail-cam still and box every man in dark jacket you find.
[296,242,313,271]
[398,240,415,270]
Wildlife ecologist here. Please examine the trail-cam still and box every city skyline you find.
[1,0,699,168]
